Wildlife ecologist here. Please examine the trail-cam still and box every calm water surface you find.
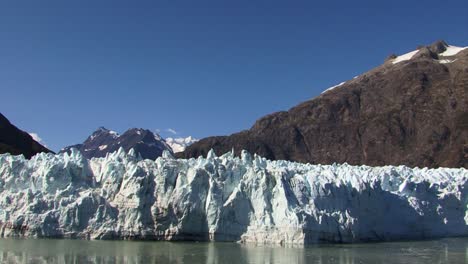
[0,238,467,264]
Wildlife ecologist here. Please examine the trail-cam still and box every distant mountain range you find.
[60,127,172,160]
[166,136,199,153]
[3,40,466,168]
[180,41,468,168]
[0,113,52,158]
[0,113,198,160]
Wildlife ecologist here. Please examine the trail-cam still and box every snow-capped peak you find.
[166,136,199,153]
[62,127,174,160]
[90,127,119,140]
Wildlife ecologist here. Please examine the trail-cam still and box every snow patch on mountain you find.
[0,149,466,244]
[392,50,419,64]
[28,133,48,148]
[439,59,458,64]
[98,145,107,150]
[322,82,346,94]
[440,45,467,57]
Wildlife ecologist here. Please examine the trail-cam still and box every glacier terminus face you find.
[0,148,467,244]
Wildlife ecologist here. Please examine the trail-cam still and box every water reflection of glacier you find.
[0,238,467,264]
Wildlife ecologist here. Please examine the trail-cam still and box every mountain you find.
[180,41,468,168]
[60,127,173,160]
[0,149,466,243]
[165,136,199,153]
[0,112,52,158]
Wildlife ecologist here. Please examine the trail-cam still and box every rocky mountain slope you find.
[0,113,52,158]
[0,149,466,244]
[60,127,173,160]
[180,41,468,168]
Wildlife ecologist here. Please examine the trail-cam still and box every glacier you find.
[0,148,467,244]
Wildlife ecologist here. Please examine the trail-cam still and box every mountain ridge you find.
[180,40,468,168]
[60,127,173,160]
[0,113,52,158]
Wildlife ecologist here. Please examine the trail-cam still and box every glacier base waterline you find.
[0,148,467,244]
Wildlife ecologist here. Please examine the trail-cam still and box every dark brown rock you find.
[429,40,448,54]
[385,54,397,63]
[180,41,468,168]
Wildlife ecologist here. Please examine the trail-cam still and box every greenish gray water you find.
[0,238,467,264]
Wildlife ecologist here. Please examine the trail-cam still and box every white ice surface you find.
[0,149,466,244]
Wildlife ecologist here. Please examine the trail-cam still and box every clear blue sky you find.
[1,0,467,151]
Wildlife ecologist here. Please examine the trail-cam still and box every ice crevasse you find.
[0,148,467,244]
